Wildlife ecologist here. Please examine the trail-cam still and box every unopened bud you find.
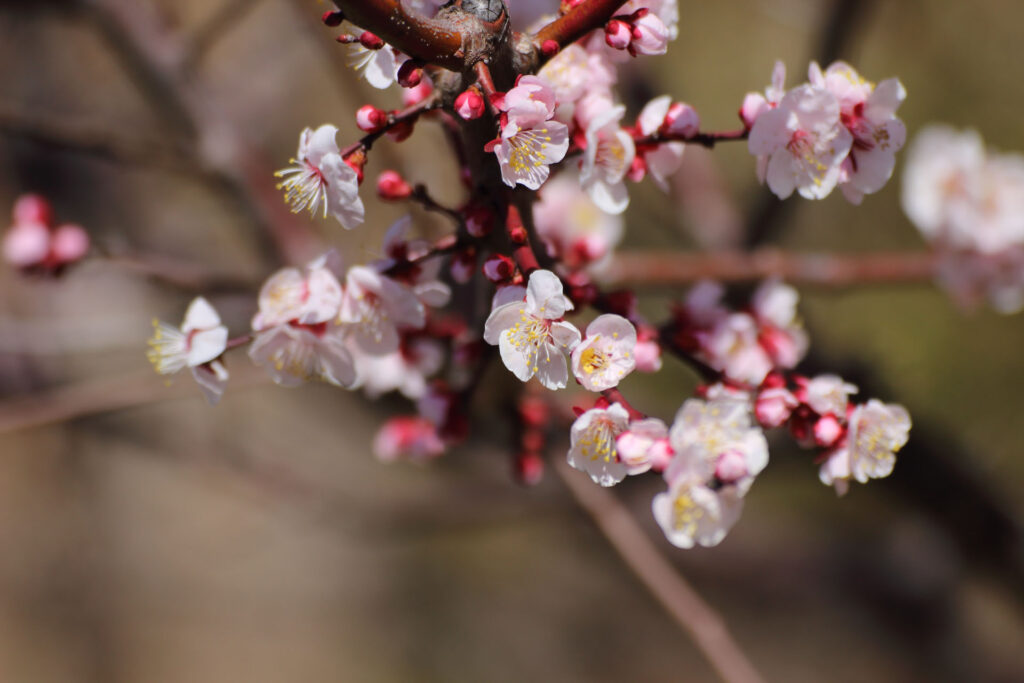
[397,60,422,88]
[321,10,345,26]
[359,31,385,50]
[3,221,49,267]
[604,19,632,50]
[356,104,388,133]
[662,102,701,138]
[386,118,415,143]
[454,88,486,121]
[13,194,53,226]
[482,254,515,283]
[515,451,544,486]
[464,204,495,238]
[714,450,749,485]
[813,414,844,448]
[540,39,559,58]
[50,224,90,264]
[377,170,412,200]
[402,78,433,107]
[344,149,366,184]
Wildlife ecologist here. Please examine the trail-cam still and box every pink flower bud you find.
[604,19,632,50]
[397,60,422,88]
[358,31,385,50]
[754,386,797,428]
[715,449,749,484]
[633,339,662,373]
[386,118,414,143]
[662,102,701,138]
[3,221,50,267]
[627,155,646,182]
[356,104,388,133]
[648,438,674,471]
[813,414,844,448]
[13,194,53,226]
[515,451,544,486]
[739,93,768,129]
[540,39,559,58]
[377,170,412,200]
[373,416,445,462]
[50,224,90,264]
[454,88,486,121]
[321,10,345,27]
[629,13,669,56]
[482,254,515,283]
[402,78,433,107]
[464,205,494,238]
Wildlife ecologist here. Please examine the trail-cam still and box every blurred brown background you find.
[1,0,1023,681]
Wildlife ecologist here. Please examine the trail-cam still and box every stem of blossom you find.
[635,128,749,149]
[604,250,940,287]
[504,203,541,275]
[532,0,631,65]
[600,388,645,421]
[473,61,502,116]
[329,0,465,70]
[224,333,254,351]
[338,97,442,158]
[553,457,766,683]
[410,184,465,227]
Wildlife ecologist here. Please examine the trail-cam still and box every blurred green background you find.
[0,1,1022,681]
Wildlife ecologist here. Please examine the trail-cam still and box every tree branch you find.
[554,458,766,683]
[330,0,465,70]
[604,249,939,287]
[532,0,630,64]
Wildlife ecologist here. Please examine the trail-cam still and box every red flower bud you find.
[454,88,486,121]
[358,31,385,50]
[397,60,422,88]
[377,170,413,200]
[355,104,388,133]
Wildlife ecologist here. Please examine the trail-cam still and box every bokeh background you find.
[1,0,1022,681]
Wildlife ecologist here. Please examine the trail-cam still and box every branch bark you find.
[331,0,466,70]
[604,249,939,287]
[533,0,630,63]
[554,458,766,683]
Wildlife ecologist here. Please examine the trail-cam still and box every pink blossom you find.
[630,12,670,56]
[567,402,631,486]
[340,265,426,355]
[571,314,637,391]
[492,77,569,189]
[3,220,50,267]
[249,322,356,388]
[252,250,345,331]
[799,374,858,417]
[819,399,911,495]
[616,417,670,475]
[748,84,853,199]
[483,269,581,390]
[652,477,743,549]
[637,96,685,191]
[754,386,798,428]
[275,124,364,228]
[740,60,786,129]
[532,172,624,271]
[580,103,636,214]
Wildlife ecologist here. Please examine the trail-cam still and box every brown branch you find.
[554,458,766,683]
[330,0,465,70]
[604,249,939,287]
[338,97,441,158]
[532,0,630,65]
[636,128,749,150]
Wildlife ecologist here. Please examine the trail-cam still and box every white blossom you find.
[567,403,631,486]
[275,125,364,228]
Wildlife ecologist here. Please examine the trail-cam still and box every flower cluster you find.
[2,194,90,274]
[745,61,906,203]
[902,125,1024,313]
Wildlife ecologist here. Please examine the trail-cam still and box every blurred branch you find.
[554,458,766,683]
[604,249,938,287]
[79,0,323,264]
[180,0,268,73]
[100,251,259,291]
[0,104,201,172]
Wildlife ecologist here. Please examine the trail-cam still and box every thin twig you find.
[532,0,631,65]
[554,458,766,683]
[604,249,939,287]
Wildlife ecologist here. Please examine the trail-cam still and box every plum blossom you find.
[652,474,744,549]
[819,399,911,495]
[798,374,858,417]
[251,250,344,330]
[248,322,356,388]
[340,265,426,355]
[580,103,636,214]
[567,402,631,486]
[687,280,808,386]
[616,417,671,475]
[532,172,624,271]
[809,61,907,204]
[276,125,364,228]
[901,126,1024,312]
[636,96,685,191]
[492,76,569,189]
[668,397,769,495]
[147,297,230,404]
[483,269,581,390]
[348,35,398,89]
[352,338,445,399]
[748,84,853,200]
[571,314,637,391]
